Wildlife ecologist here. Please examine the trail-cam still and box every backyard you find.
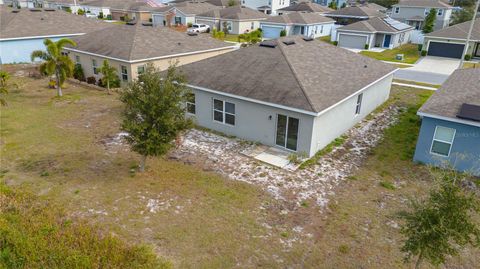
[360,44,421,64]
[1,72,479,268]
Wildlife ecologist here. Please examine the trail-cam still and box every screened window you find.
[437,9,443,16]
[121,65,128,81]
[213,99,235,126]
[355,93,363,115]
[430,126,456,157]
[92,59,98,75]
[137,65,145,75]
[186,92,196,115]
[75,55,80,64]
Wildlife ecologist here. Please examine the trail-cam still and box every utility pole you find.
[458,0,480,68]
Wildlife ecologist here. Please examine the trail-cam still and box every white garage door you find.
[196,19,216,30]
[261,25,283,39]
[153,14,165,26]
[338,34,368,49]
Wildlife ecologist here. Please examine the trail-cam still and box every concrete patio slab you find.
[242,145,292,168]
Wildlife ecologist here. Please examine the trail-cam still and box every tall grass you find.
[0,183,171,269]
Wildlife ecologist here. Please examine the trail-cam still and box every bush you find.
[280,30,287,37]
[48,80,56,89]
[106,14,112,20]
[364,44,369,50]
[77,9,85,15]
[333,41,338,46]
[417,44,423,51]
[98,75,120,88]
[73,64,85,82]
[421,50,427,56]
[187,22,193,27]
[86,76,96,85]
[65,7,72,13]
[464,54,471,61]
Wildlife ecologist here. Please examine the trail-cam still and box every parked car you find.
[187,24,210,33]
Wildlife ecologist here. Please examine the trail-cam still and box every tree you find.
[328,1,338,10]
[99,60,118,95]
[31,38,76,97]
[400,171,480,269]
[119,63,192,172]
[227,0,237,6]
[0,71,17,106]
[422,8,437,34]
[341,2,347,8]
[451,8,475,25]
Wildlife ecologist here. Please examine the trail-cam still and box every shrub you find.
[98,75,120,88]
[106,14,112,20]
[98,11,103,18]
[280,30,287,37]
[48,80,56,89]
[187,22,193,27]
[364,44,369,50]
[86,76,96,85]
[421,50,427,56]
[65,7,72,13]
[77,9,85,15]
[333,41,338,46]
[73,64,85,81]
[464,54,471,61]
[417,44,423,51]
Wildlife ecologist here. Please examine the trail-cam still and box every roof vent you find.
[44,8,56,11]
[30,8,42,12]
[12,9,20,13]
[142,22,153,26]
[303,36,314,42]
[457,103,480,122]
[126,21,137,25]
[282,40,295,46]
[259,40,277,48]
[187,32,198,36]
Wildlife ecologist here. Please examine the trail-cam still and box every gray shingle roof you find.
[326,5,386,18]
[394,0,452,8]
[338,17,413,33]
[154,1,220,15]
[0,7,112,39]
[419,68,480,124]
[278,2,333,13]
[179,36,396,113]
[426,20,480,41]
[65,24,234,62]
[265,12,335,25]
[197,5,268,20]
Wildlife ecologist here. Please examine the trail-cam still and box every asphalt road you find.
[394,69,449,85]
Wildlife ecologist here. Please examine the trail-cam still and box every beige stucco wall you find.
[67,47,235,85]
[111,11,151,21]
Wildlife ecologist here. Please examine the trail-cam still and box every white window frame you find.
[75,55,80,65]
[251,21,254,30]
[186,92,196,115]
[121,65,128,81]
[437,9,443,16]
[355,93,363,115]
[430,126,456,157]
[92,59,98,75]
[394,7,400,14]
[213,99,235,126]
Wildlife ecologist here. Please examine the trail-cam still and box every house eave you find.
[417,112,480,128]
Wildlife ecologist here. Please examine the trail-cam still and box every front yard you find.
[360,44,421,64]
[1,72,478,268]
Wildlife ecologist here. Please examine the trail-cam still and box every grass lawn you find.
[464,62,480,69]
[318,35,335,45]
[393,79,441,89]
[360,44,421,64]
[1,73,478,268]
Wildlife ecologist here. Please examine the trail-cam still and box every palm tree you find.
[0,70,16,106]
[99,60,117,95]
[31,38,77,97]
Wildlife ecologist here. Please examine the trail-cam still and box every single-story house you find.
[108,1,160,22]
[152,2,220,27]
[336,17,414,50]
[276,1,333,15]
[325,5,385,25]
[313,0,348,9]
[196,6,268,34]
[260,12,335,39]
[414,68,480,176]
[45,0,111,16]
[241,0,290,15]
[423,20,480,59]
[0,7,112,64]
[63,24,236,84]
[178,36,397,157]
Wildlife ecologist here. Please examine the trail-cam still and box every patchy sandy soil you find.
[169,105,402,209]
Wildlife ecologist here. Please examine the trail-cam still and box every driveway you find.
[394,56,461,85]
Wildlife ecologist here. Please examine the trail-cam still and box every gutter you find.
[0,33,85,41]
[417,111,480,128]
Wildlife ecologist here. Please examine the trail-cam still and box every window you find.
[186,92,196,114]
[121,65,128,81]
[430,126,456,157]
[321,25,324,33]
[438,9,443,16]
[394,7,400,14]
[137,65,145,75]
[355,93,363,115]
[251,22,254,30]
[75,55,80,65]
[424,9,430,16]
[92,59,98,75]
[213,99,235,125]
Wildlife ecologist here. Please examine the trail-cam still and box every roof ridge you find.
[128,26,139,61]
[276,41,317,112]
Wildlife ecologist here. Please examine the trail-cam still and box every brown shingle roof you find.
[197,5,268,20]
[278,2,333,13]
[426,20,480,41]
[338,17,413,33]
[265,12,335,25]
[326,5,386,18]
[65,24,234,62]
[0,7,113,39]
[180,36,396,113]
[419,68,480,124]
[394,0,452,8]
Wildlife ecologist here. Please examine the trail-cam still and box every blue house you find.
[414,68,480,176]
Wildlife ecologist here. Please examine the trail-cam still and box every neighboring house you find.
[277,1,333,15]
[390,0,452,30]
[260,12,335,39]
[45,0,110,15]
[313,0,348,9]
[241,0,290,15]
[196,6,268,34]
[3,0,37,8]
[178,36,396,157]
[108,1,160,22]
[0,6,111,64]
[325,5,385,25]
[336,17,414,49]
[152,1,220,26]
[63,24,236,84]
[423,20,480,59]
[414,68,480,176]
[360,2,387,12]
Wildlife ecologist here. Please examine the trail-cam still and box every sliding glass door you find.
[275,114,299,151]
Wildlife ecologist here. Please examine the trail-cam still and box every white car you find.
[187,24,210,33]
